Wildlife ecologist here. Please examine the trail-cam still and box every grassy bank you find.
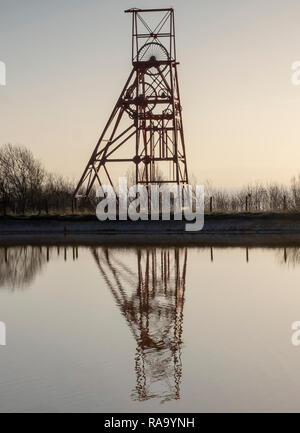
[1,211,300,221]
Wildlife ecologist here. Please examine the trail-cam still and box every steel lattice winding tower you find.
[74,8,188,198]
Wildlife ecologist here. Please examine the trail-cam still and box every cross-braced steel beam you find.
[74,8,189,198]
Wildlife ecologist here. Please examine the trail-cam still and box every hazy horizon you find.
[1,0,300,188]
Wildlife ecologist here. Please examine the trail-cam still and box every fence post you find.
[283,195,287,210]
[209,196,213,213]
[246,195,248,212]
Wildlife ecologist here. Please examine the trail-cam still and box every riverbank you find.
[1,213,300,232]
[1,213,300,246]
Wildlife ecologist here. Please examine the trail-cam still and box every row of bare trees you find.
[0,144,77,215]
[204,177,300,213]
[1,143,300,215]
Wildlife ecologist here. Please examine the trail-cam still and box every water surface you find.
[0,244,300,412]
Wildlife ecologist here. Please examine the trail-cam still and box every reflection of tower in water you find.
[92,247,187,403]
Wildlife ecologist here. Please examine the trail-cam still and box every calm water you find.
[1,244,300,412]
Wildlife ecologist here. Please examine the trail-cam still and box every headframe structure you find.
[74,8,189,198]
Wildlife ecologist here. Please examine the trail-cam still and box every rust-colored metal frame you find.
[74,8,189,198]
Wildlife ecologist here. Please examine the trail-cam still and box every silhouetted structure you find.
[74,8,188,198]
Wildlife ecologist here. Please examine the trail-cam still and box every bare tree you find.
[0,144,45,213]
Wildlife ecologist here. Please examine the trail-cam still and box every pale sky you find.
[1,0,300,188]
